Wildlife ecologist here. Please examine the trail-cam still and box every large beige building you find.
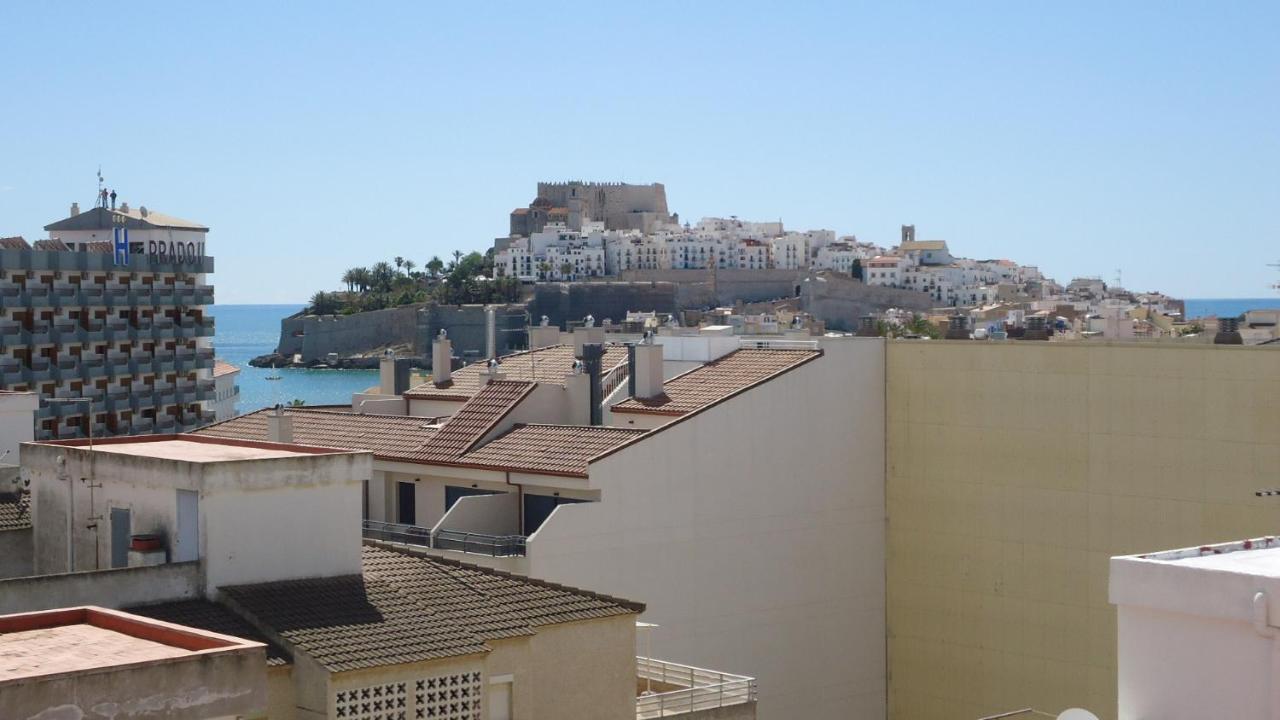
[885,341,1280,719]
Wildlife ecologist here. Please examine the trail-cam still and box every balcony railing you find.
[635,658,757,719]
[361,520,527,557]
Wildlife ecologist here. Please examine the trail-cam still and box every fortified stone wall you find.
[527,282,677,329]
[417,304,528,365]
[276,304,425,361]
[800,272,935,331]
[619,269,803,307]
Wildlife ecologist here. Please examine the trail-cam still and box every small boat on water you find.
[265,374,282,381]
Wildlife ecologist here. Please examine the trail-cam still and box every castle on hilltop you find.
[509,180,678,236]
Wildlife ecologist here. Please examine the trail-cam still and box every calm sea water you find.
[208,305,377,414]
[1184,298,1280,319]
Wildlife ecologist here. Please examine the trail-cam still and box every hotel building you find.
[0,201,216,440]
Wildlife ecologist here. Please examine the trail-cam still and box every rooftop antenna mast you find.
[96,167,104,207]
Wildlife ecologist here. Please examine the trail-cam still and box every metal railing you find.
[362,520,432,546]
[361,521,527,557]
[601,362,631,398]
[434,528,526,557]
[737,338,819,350]
[636,658,757,718]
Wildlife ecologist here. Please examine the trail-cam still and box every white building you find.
[1111,537,1280,720]
[769,233,810,270]
[0,391,38,462]
[814,241,868,274]
[199,332,887,719]
[864,255,907,287]
[211,359,240,421]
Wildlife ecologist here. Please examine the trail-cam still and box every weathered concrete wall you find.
[886,341,1280,720]
[417,304,527,364]
[801,272,934,330]
[0,561,201,614]
[277,304,425,360]
[620,269,802,308]
[0,527,32,579]
[528,282,677,329]
[3,642,268,720]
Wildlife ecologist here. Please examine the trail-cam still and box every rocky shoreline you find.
[248,352,427,370]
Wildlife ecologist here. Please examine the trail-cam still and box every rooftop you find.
[1134,536,1280,575]
[35,434,355,462]
[44,205,208,232]
[125,600,290,666]
[402,380,534,462]
[404,344,629,401]
[197,409,442,461]
[219,545,642,673]
[212,359,239,378]
[612,348,822,416]
[460,423,646,477]
[0,606,264,683]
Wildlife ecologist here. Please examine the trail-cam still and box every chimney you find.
[70,202,80,216]
[580,343,605,425]
[485,306,497,360]
[628,333,664,399]
[379,351,397,395]
[432,330,453,385]
[480,359,507,386]
[267,405,293,444]
[1215,317,1243,345]
[572,318,606,357]
[528,315,559,350]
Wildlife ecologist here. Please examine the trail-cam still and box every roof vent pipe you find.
[580,343,604,425]
[267,404,293,444]
[432,330,453,386]
[485,307,497,360]
[1215,317,1243,345]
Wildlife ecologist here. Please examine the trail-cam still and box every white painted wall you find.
[0,392,38,462]
[524,338,887,719]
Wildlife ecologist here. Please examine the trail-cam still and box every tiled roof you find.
[0,236,30,249]
[124,600,290,666]
[221,574,487,672]
[196,409,442,461]
[404,345,629,401]
[899,240,949,251]
[400,381,533,462]
[218,546,641,672]
[83,241,113,254]
[612,348,821,416]
[460,424,645,477]
[212,359,239,378]
[0,500,30,531]
[32,239,71,252]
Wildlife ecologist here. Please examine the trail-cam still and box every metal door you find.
[109,507,130,568]
[174,490,199,562]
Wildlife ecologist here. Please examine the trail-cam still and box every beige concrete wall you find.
[0,561,201,614]
[886,341,1280,720]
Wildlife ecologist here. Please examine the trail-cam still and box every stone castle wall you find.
[276,304,424,361]
[416,304,527,365]
[527,282,677,329]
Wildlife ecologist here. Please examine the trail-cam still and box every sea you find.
[1184,298,1280,319]
[207,305,377,414]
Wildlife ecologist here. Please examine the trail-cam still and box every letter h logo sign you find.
[113,227,130,266]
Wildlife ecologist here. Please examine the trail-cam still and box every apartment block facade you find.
[0,204,215,440]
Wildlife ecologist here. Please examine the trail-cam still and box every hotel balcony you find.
[636,658,757,720]
[361,520,528,558]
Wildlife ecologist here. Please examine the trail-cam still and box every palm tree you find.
[537,261,551,281]
[287,398,306,407]
[559,261,574,279]
[393,256,405,273]
[426,256,444,279]
[352,267,371,293]
[341,267,362,292]
[370,261,395,292]
[403,259,417,277]
[309,291,338,315]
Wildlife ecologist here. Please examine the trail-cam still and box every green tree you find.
[403,259,417,277]
[341,267,360,292]
[393,256,405,273]
[537,261,551,281]
[426,256,444,278]
[370,262,395,293]
[287,398,307,407]
[309,291,340,315]
[350,267,371,293]
[559,261,574,279]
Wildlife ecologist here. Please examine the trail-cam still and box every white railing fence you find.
[636,657,757,718]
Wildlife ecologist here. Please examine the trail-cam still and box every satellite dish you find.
[1057,710,1099,720]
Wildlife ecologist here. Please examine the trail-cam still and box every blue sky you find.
[2,1,1276,302]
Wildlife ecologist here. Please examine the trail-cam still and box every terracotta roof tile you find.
[0,236,29,250]
[612,348,821,416]
[196,409,442,462]
[459,424,645,477]
[217,546,641,672]
[124,600,290,666]
[212,359,239,378]
[401,380,533,462]
[405,345,628,401]
[32,239,70,252]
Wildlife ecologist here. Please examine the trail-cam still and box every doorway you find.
[397,482,416,525]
